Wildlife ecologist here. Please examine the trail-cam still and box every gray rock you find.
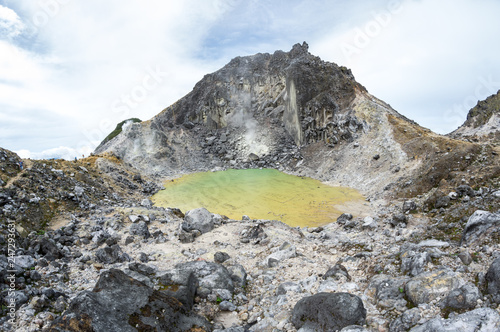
[33,237,62,261]
[174,261,234,299]
[13,255,35,269]
[95,244,130,264]
[123,268,154,288]
[49,269,211,331]
[74,186,84,197]
[128,262,157,276]
[4,290,29,309]
[318,279,338,293]
[128,215,140,223]
[214,251,230,263]
[129,221,150,239]
[390,213,407,227]
[441,283,480,310]
[457,184,475,197]
[341,326,371,332]
[337,213,353,224]
[403,200,417,213]
[182,207,214,234]
[264,242,296,266]
[409,308,500,332]
[240,224,267,243]
[157,268,198,309]
[434,195,450,208]
[248,153,259,161]
[405,269,464,306]
[461,210,500,246]
[400,244,431,277]
[178,230,195,243]
[291,292,366,331]
[219,300,236,311]
[277,282,301,295]
[362,216,377,229]
[140,198,153,207]
[458,251,473,265]
[227,264,247,289]
[417,240,450,248]
[367,274,409,310]
[486,257,500,303]
[323,263,351,281]
[389,307,421,332]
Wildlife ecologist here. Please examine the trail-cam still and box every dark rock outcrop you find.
[48,268,211,332]
[485,257,500,303]
[461,210,500,246]
[291,292,366,331]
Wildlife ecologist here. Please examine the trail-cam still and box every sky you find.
[0,0,499,160]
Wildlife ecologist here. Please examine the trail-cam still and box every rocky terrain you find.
[1,43,500,331]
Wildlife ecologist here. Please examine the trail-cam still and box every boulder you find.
[263,242,296,267]
[157,269,198,310]
[291,292,366,331]
[485,257,500,303]
[461,210,500,246]
[227,264,247,289]
[182,208,214,234]
[389,307,421,332]
[366,274,409,310]
[48,269,211,331]
[409,308,500,332]
[129,221,150,239]
[405,270,464,306]
[33,237,62,261]
[214,251,230,263]
[174,261,234,299]
[240,224,268,244]
[95,245,130,264]
[400,244,431,277]
[441,283,480,310]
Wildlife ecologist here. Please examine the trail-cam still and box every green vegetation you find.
[99,118,142,147]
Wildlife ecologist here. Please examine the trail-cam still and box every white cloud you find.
[16,145,93,160]
[311,0,500,133]
[1,0,500,159]
[0,4,24,38]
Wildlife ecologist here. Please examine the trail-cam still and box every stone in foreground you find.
[48,269,211,332]
[409,308,500,332]
[291,292,366,331]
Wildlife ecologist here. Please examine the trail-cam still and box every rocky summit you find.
[1,43,500,331]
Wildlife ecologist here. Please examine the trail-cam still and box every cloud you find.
[16,145,92,160]
[311,0,500,133]
[1,0,500,160]
[0,4,24,38]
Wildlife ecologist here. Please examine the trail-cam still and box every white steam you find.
[227,91,269,156]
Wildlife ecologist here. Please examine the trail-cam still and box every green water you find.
[152,168,364,227]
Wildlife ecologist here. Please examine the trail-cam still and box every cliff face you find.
[153,42,364,146]
[450,90,500,145]
[95,43,494,199]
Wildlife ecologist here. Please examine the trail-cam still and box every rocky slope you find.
[450,90,500,145]
[1,43,500,331]
[95,43,488,200]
